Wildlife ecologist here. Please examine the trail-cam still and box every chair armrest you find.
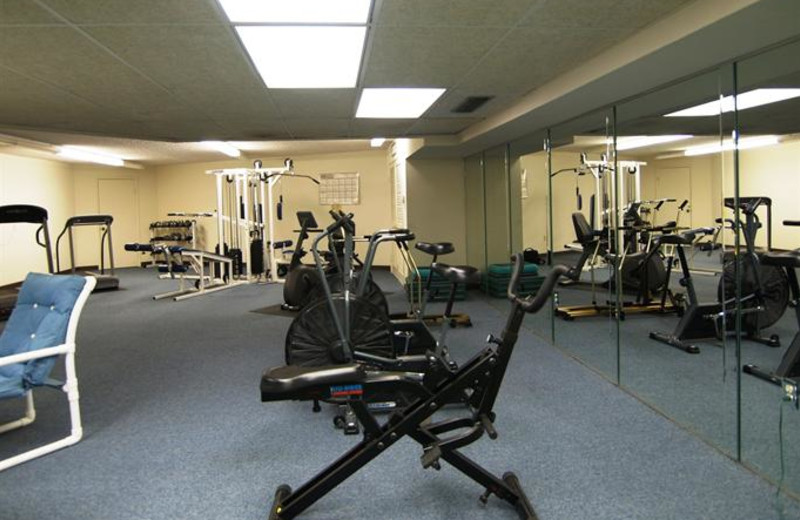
[0,343,73,368]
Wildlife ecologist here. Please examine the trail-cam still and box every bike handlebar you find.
[507,253,570,314]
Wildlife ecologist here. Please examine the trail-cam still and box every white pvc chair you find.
[0,273,95,471]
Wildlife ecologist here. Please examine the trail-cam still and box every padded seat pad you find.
[431,263,480,285]
[261,364,365,401]
[415,242,454,256]
[762,251,800,269]
[0,273,86,399]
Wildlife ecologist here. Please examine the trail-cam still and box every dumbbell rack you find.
[148,220,196,273]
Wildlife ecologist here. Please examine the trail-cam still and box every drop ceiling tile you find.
[375,0,535,27]
[0,68,108,124]
[406,118,480,135]
[0,27,199,120]
[0,0,64,25]
[85,25,279,119]
[520,0,692,29]
[348,119,415,138]
[362,25,504,87]
[38,0,224,24]
[269,90,357,119]
[457,27,626,93]
[213,119,292,140]
[141,119,228,141]
[285,119,352,139]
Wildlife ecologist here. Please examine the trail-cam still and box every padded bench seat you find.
[432,262,480,285]
[261,364,365,402]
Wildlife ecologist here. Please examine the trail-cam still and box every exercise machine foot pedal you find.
[421,444,442,470]
[503,472,539,520]
[268,484,292,520]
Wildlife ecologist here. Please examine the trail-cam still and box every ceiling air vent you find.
[451,96,494,114]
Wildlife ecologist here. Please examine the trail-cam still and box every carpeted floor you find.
[0,267,798,520]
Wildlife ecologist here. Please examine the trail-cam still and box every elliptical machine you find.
[650,197,788,353]
[281,211,321,311]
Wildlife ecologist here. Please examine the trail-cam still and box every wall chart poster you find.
[319,172,360,205]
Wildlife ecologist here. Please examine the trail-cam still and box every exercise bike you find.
[281,211,321,311]
[285,212,458,433]
[744,220,800,387]
[650,197,788,353]
[260,255,570,520]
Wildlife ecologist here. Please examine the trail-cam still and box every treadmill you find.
[56,215,120,291]
[0,205,55,320]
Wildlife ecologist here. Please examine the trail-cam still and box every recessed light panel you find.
[237,26,366,88]
[202,141,241,157]
[218,0,372,24]
[665,88,800,117]
[683,135,779,156]
[356,88,446,118]
[616,135,693,151]
[57,146,124,167]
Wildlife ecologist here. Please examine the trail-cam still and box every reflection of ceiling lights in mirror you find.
[201,141,241,157]
[218,0,372,24]
[57,146,125,167]
[683,135,780,156]
[665,89,800,117]
[236,26,366,88]
[616,135,693,150]
[356,88,446,118]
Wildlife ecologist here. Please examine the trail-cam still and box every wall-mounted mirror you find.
[736,38,800,496]
[546,109,619,381]
[614,65,738,455]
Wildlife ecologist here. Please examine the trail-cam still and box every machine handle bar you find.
[507,253,570,314]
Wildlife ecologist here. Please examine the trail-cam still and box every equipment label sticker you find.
[330,384,364,398]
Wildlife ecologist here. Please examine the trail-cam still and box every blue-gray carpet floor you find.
[0,267,798,520]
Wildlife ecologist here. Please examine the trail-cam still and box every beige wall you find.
[0,153,74,285]
[0,152,157,285]
[406,158,467,267]
[154,150,395,266]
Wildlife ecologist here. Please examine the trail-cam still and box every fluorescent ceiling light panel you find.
[616,135,693,151]
[57,146,124,167]
[665,88,800,117]
[237,26,366,88]
[202,141,241,157]
[683,135,779,156]
[357,88,446,118]
[370,137,386,147]
[218,0,371,24]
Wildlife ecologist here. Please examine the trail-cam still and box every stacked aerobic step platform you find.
[405,267,466,302]
[484,262,543,298]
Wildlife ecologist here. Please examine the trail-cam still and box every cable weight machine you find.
[206,159,319,283]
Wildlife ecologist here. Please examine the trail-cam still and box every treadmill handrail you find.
[0,204,49,225]
[64,215,114,227]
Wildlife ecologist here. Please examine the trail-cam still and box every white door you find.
[98,179,139,268]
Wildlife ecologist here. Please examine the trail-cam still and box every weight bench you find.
[260,255,569,519]
[125,243,243,301]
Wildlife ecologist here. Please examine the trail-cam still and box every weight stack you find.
[483,262,544,298]
[405,267,466,302]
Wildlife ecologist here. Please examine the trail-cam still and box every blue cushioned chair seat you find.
[0,273,87,398]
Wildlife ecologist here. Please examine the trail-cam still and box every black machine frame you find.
[56,214,119,291]
[261,255,569,519]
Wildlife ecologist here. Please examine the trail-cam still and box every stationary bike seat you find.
[415,242,454,256]
[261,364,365,402]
